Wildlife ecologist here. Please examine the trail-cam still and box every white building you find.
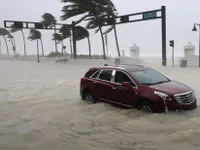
[179,42,199,67]
[130,44,140,58]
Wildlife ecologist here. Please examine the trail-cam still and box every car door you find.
[111,70,138,106]
[94,69,115,100]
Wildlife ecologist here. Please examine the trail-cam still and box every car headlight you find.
[154,91,172,101]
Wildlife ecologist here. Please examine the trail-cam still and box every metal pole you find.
[72,21,77,59]
[161,6,167,66]
[198,26,200,67]
[172,46,174,67]
[37,39,40,63]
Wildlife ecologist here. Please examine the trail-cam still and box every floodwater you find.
[0,58,200,150]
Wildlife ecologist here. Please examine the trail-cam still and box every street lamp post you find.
[0,40,1,55]
[192,23,200,67]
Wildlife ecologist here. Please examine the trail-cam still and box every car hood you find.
[149,80,192,95]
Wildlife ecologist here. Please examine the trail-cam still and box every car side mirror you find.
[121,82,132,88]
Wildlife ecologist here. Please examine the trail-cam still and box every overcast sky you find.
[0,0,199,57]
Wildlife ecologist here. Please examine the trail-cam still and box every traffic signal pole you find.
[93,6,167,66]
[169,40,175,67]
[161,6,167,66]
[172,46,175,67]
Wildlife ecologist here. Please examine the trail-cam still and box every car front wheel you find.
[83,92,96,104]
[138,101,157,113]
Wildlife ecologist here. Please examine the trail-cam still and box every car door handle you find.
[112,87,116,90]
[93,81,97,84]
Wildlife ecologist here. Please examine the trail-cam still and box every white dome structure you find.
[183,42,196,57]
[179,42,198,67]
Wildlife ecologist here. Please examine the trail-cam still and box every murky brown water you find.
[0,59,200,150]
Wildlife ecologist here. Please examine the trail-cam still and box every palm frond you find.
[75,26,89,41]
[28,29,41,41]
[0,28,10,36]
[41,13,56,27]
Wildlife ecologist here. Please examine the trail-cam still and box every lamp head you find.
[192,25,198,31]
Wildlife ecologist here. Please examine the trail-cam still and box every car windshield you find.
[129,69,170,85]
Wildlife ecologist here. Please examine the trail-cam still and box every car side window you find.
[99,70,113,81]
[115,71,136,86]
[91,70,100,79]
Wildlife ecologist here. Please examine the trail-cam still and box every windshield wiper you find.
[153,81,169,85]
[141,83,154,85]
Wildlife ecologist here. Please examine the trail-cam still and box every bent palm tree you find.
[28,29,44,62]
[7,34,16,55]
[59,26,72,55]
[10,26,26,56]
[103,25,120,57]
[52,33,65,54]
[0,28,10,56]
[75,26,91,59]
[41,13,58,53]
[60,0,117,59]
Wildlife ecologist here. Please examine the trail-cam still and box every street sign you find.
[143,11,157,19]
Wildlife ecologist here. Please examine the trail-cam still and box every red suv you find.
[80,64,197,113]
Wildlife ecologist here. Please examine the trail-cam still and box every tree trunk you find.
[40,39,44,57]
[113,25,121,57]
[21,29,26,56]
[9,38,15,55]
[12,38,16,55]
[87,37,91,59]
[99,25,106,60]
[69,35,73,57]
[61,40,64,54]
[37,39,40,63]
[3,35,9,56]
[54,24,58,53]
[105,34,109,57]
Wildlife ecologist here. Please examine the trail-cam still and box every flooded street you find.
[0,59,200,150]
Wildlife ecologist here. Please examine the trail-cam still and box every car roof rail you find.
[116,64,146,67]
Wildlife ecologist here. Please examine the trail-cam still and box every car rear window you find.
[84,68,99,78]
[91,70,101,78]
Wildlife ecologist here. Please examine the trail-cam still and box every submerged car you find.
[80,64,197,113]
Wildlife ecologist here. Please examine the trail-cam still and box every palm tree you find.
[41,13,58,53]
[0,28,10,56]
[103,24,120,57]
[60,0,117,59]
[59,26,72,56]
[52,33,65,54]
[7,34,16,55]
[28,29,44,62]
[10,26,26,56]
[75,26,91,59]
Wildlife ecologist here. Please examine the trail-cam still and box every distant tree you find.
[28,29,44,60]
[7,34,16,55]
[60,0,117,59]
[52,33,65,54]
[59,26,72,56]
[75,26,91,59]
[0,28,10,56]
[41,13,58,53]
[10,25,26,56]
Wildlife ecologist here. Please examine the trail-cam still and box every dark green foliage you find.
[28,29,41,41]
